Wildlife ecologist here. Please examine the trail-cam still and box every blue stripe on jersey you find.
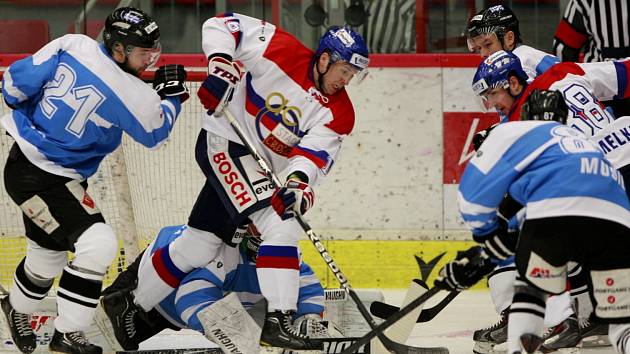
[157,292,186,327]
[183,267,226,289]
[224,263,260,293]
[156,246,187,283]
[2,55,58,105]
[460,122,630,235]
[298,283,325,305]
[5,41,180,178]
[614,61,629,100]
[536,55,560,76]
[151,225,187,253]
[257,245,299,258]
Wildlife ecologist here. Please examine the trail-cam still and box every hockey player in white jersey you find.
[0,7,188,354]
[100,13,368,352]
[100,224,328,352]
[436,88,630,354]
[466,4,558,85]
[472,50,630,187]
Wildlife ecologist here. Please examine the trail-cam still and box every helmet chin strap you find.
[315,55,333,95]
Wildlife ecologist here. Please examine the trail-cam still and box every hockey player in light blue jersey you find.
[465,6,580,352]
[436,89,630,354]
[100,223,328,350]
[0,7,188,354]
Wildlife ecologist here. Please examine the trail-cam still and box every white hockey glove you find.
[197,55,241,116]
[271,174,314,220]
[434,246,496,291]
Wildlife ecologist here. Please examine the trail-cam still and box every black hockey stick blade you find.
[340,287,449,354]
[370,290,460,323]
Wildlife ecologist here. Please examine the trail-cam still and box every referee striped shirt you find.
[367,0,415,53]
[553,0,630,62]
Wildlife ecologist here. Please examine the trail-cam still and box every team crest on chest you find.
[254,92,303,156]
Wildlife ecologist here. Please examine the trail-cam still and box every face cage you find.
[476,81,510,112]
[329,51,369,85]
[466,27,505,52]
[125,42,162,69]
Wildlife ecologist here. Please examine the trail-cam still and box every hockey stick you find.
[222,108,445,353]
[370,290,460,323]
[0,284,8,296]
[340,287,446,354]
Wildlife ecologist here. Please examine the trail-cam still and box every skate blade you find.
[581,335,610,348]
[473,341,506,354]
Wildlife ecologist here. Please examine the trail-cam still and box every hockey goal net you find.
[0,68,208,292]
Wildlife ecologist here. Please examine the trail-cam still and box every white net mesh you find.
[0,74,205,292]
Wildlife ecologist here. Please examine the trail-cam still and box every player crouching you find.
[436,90,630,354]
[96,223,332,352]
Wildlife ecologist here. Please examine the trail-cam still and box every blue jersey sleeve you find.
[2,38,64,108]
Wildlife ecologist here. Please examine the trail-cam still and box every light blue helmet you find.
[316,26,369,72]
[472,50,528,96]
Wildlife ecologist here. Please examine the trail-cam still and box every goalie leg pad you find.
[197,292,262,353]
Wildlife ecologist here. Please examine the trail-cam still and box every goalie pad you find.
[91,301,123,352]
[198,292,262,353]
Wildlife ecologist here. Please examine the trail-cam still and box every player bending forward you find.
[436,89,630,354]
[101,12,369,353]
[0,7,188,354]
[98,224,331,352]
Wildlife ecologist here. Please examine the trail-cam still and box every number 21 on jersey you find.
[40,63,105,138]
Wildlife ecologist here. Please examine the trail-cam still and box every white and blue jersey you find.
[1,34,182,180]
[497,44,559,123]
[512,44,559,82]
[459,121,630,239]
[144,225,325,333]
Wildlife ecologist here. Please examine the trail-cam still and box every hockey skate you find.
[260,310,323,353]
[99,290,142,351]
[1,296,36,354]
[539,315,581,353]
[579,317,610,347]
[49,330,102,354]
[473,308,508,354]
[519,333,544,353]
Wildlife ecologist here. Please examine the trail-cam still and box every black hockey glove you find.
[472,218,518,262]
[434,246,496,291]
[153,64,189,103]
[472,123,498,151]
[520,89,568,124]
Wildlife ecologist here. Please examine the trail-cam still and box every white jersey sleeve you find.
[512,44,560,81]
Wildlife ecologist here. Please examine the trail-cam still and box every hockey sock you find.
[10,258,52,313]
[568,263,593,319]
[256,245,300,311]
[508,279,547,354]
[55,265,102,333]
